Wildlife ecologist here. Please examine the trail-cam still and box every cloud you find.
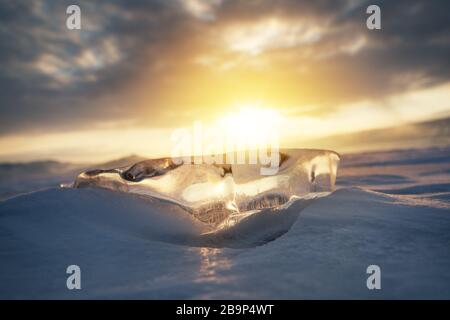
[179,0,223,21]
[0,0,449,138]
[223,18,323,55]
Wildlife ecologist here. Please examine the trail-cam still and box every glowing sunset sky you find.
[0,0,449,162]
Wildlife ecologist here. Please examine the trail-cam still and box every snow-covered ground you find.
[1,147,450,299]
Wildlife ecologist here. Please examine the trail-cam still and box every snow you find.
[1,147,450,299]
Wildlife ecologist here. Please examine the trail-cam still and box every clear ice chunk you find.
[73,149,340,226]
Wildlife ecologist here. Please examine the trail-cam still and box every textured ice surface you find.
[1,147,450,299]
[73,149,340,226]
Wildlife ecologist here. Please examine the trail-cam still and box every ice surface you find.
[1,187,449,299]
[73,149,340,227]
[1,147,450,299]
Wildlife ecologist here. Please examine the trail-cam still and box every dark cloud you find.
[0,0,449,135]
[0,0,189,132]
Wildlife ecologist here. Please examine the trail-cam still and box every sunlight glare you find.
[220,104,281,150]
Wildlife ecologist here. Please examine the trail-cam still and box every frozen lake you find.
[1,147,449,299]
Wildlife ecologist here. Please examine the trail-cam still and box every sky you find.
[0,0,449,162]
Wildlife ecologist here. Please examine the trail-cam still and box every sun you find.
[219,103,281,150]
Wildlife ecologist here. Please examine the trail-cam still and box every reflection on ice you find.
[194,247,232,284]
[73,149,340,227]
